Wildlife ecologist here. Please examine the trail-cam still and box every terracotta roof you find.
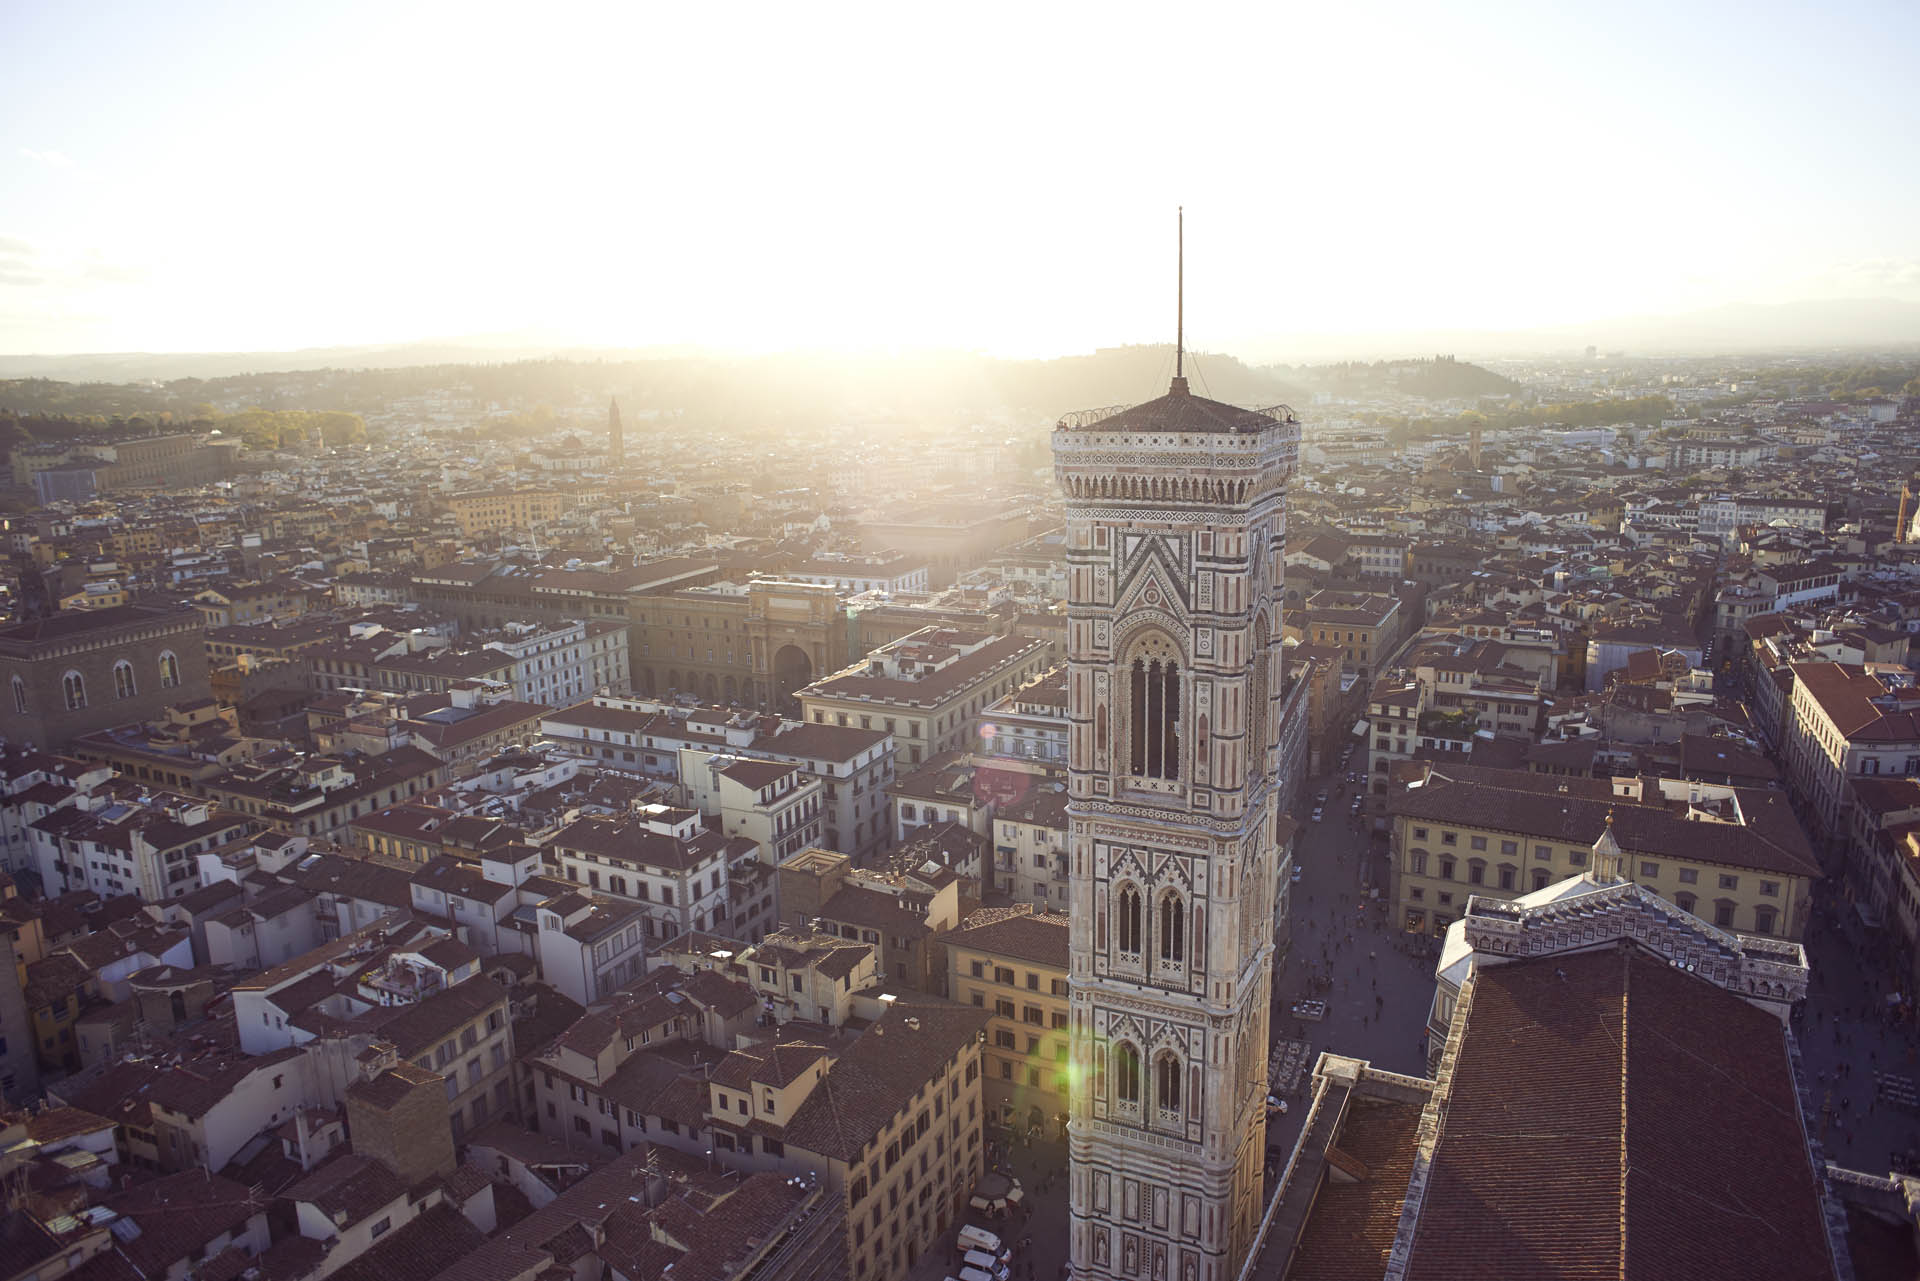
[1403,946,1838,1281]
[103,1169,267,1279]
[326,1202,486,1281]
[1791,662,1920,741]
[1388,766,1819,879]
[1288,1096,1425,1281]
[945,906,1069,969]
[782,995,989,1162]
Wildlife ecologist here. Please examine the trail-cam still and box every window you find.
[1498,865,1516,891]
[371,1216,392,1239]
[1760,880,1780,897]
[158,651,181,688]
[1639,862,1660,878]
[1714,900,1735,928]
[1678,868,1699,885]
[1568,850,1587,867]
[1718,874,1739,890]
[1754,906,1777,934]
[1410,850,1428,875]
[10,678,24,714]
[970,961,984,978]
[1532,868,1551,891]
[1438,859,1455,881]
[1127,650,1181,780]
[1155,1053,1181,1113]
[1469,836,1487,851]
[62,670,85,711]
[1114,1043,1140,1105]
[1467,861,1485,886]
[1500,840,1518,856]
[1117,884,1142,953]
[1440,831,1458,846]
[1534,845,1551,861]
[113,661,136,699]
[1412,827,1429,841]
[1675,891,1698,914]
[1158,893,1185,963]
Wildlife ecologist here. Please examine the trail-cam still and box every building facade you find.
[0,603,211,750]
[1054,373,1298,1281]
[944,906,1072,1132]
[800,627,1050,769]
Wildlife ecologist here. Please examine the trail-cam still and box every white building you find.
[481,618,629,705]
[547,804,734,942]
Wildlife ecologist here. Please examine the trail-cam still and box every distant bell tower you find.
[609,396,625,470]
[1054,209,1299,1281]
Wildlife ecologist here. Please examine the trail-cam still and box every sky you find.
[3,0,1919,359]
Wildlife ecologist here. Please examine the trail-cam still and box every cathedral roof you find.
[1058,384,1293,435]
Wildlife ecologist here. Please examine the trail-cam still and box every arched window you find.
[114,661,136,700]
[158,651,181,689]
[1114,1042,1140,1106]
[1156,1052,1182,1113]
[1248,613,1272,770]
[1158,892,1185,964]
[1124,634,1182,781]
[1117,884,1142,954]
[62,671,86,711]
[10,677,25,715]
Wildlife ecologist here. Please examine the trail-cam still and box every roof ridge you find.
[1618,943,1631,1280]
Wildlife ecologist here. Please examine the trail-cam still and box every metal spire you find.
[1172,206,1189,395]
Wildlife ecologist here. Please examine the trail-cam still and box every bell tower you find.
[1054,214,1299,1281]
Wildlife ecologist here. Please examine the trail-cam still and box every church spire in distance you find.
[1171,205,1189,396]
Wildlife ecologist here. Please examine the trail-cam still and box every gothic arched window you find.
[1123,634,1183,781]
[10,677,25,715]
[1156,1052,1182,1113]
[158,651,181,688]
[1249,612,1272,769]
[62,670,86,711]
[114,661,136,700]
[1117,884,1142,954]
[1115,1042,1140,1106]
[1158,892,1185,964]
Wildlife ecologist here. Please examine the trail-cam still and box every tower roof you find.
[1056,388,1293,436]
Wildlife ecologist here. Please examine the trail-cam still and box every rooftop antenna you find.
[1172,206,1189,396]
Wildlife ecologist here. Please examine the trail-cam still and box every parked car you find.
[958,1226,1005,1257]
[964,1250,1012,1281]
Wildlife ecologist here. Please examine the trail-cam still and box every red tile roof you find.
[1403,946,1837,1281]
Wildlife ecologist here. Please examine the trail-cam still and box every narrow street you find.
[1264,757,1435,1164]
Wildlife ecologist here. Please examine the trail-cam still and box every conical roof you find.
[1061,380,1292,436]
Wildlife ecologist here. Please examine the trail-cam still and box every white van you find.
[963,1249,1011,1280]
[958,1268,997,1281]
[956,1225,1003,1256]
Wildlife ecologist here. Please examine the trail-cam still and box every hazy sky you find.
[4,0,1918,357]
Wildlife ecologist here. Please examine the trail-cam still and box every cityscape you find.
[4,5,1920,1281]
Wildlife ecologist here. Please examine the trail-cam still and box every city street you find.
[1264,758,1436,1162]
[1794,885,1920,1175]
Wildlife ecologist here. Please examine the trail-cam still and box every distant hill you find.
[0,344,1308,433]
[1274,355,1519,399]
